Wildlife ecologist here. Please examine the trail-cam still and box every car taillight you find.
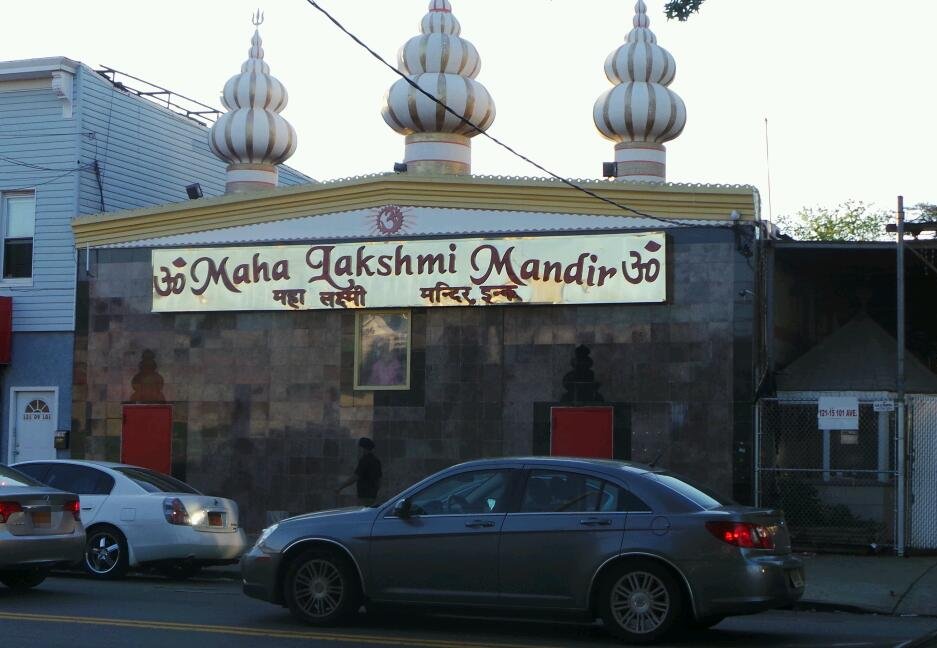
[706,521,775,550]
[0,501,23,523]
[163,498,190,526]
[64,499,81,522]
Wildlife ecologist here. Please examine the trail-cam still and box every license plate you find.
[31,509,51,528]
[207,512,224,527]
[788,569,804,588]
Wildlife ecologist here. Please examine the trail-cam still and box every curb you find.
[793,600,889,616]
[198,568,241,582]
[795,600,937,620]
[898,628,937,648]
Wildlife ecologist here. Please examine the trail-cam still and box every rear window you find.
[0,465,43,488]
[115,467,200,494]
[650,472,734,510]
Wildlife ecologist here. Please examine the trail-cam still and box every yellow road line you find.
[0,611,561,648]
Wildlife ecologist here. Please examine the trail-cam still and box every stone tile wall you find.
[72,229,753,532]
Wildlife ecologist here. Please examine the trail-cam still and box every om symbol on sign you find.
[153,257,188,296]
[622,240,663,285]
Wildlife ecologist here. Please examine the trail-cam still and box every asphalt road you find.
[0,574,935,648]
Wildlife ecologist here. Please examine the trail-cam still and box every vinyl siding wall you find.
[0,65,311,334]
[0,77,80,332]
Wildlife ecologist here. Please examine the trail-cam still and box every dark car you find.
[0,464,84,590]
[241,457,804,644]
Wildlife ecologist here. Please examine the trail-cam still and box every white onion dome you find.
[209,18,296,192]
[592,0,686,182]
[594,0,685,144]
[382,0,495,174]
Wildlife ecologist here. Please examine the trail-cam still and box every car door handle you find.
[465,520,495,528]
[81,507,94,511]
[579,518,612,526]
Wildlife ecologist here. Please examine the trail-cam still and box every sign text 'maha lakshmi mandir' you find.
[151,232,666,312]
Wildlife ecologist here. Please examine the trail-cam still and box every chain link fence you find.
[909,396,937,551]
[757,399,897,551]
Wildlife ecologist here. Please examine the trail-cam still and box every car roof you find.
[14,459,135,470]
[449,456,659,475]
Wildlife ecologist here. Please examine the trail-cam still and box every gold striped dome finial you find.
[381,0,495,175]
[209,12,297,194]
[593,0,687,182]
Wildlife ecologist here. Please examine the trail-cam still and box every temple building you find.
[70,1,764,533]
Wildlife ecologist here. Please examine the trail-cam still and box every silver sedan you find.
[242,457,805,644]
[0,465,85,590]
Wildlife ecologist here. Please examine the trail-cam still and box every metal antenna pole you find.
[896,195,906,557]
[764,118,774,223]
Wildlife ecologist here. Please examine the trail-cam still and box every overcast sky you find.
[6,1,935,221]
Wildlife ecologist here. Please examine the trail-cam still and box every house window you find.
[2,193,35,279]
[354,310,411,390]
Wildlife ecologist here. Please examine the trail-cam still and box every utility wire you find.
[303,0,683,228]
[31,166,94,188]
[0,155,89,173]
[0,130,95,139]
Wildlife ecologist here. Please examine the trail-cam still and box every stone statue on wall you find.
[130,349,166,402]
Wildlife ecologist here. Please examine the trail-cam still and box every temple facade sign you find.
[151,232,667,312]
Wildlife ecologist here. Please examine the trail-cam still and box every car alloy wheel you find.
[598,559,682,644]
[294,559,344,618]
[284,549,360,626]
[84,527,128,579]
[611,571,670,634]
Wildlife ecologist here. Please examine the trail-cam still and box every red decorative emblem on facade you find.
[374,205,406,236]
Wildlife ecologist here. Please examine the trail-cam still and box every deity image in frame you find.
[354,310,411,390]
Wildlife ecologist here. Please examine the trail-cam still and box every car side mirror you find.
[393,498,412,519]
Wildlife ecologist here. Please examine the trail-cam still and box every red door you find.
[121,405,172,474]
[550,406,614,459]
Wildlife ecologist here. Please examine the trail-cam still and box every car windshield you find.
[115,467,200,494]
[651,472,734,510]
[0,465,43,488]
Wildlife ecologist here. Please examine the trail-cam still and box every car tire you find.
[83,525,129,580]
[284,548,361,626]
[598,559,683,644]
[157,562,203,581]
[0,568,48,591]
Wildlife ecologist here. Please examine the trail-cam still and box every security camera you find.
[738,289,754,297]
[730,210,741,221]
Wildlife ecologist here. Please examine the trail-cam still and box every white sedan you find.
[13,460,246,579]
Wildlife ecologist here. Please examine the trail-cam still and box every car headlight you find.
[254,523,279,551]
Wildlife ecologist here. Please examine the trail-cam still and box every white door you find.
[11,389,57,463]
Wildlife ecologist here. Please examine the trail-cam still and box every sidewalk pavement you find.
[202,552,937,618]
[798,553,937,617]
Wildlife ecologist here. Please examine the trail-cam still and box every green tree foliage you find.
[913,203,937,219]
[774,201,893,242]
[665,0,705,21]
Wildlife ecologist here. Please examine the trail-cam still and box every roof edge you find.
[0,57,80,80]
[73,173,758,247]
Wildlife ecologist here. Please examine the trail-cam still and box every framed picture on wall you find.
[354,310,411,390]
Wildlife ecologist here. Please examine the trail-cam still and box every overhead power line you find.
[303,0,683,228]
[0,154,89,173]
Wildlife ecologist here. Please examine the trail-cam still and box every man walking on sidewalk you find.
[336,437,382,507]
